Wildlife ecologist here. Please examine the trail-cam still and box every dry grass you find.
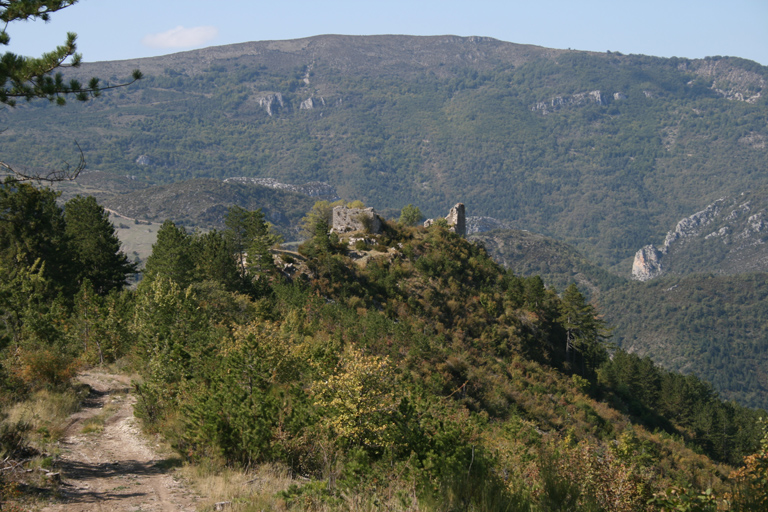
[110,213,162,265]
[80,418,105,434]
[3,387,86,448]
[180,461,296,511]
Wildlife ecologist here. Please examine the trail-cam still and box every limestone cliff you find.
[631,245,664,281]
[224,177,340,200]
[630,192,768,280]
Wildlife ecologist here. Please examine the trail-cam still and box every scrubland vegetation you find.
[1,183,766,510]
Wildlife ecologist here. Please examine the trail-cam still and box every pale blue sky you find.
[5,0,768,65]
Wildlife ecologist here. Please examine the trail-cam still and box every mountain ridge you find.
[3,34,766,271]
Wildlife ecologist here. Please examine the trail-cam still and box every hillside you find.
[469,227,768,410]
[600,273,768,410]
[100,178,316,235]
[3,179,768,510]
[471,228,626,298]
[1,35,767,271]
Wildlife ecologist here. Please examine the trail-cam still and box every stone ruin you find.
[423,203,466,236]
[331,206,383,234]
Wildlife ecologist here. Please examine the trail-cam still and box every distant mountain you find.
[2,34,766,271]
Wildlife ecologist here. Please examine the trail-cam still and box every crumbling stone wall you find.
[424,203,466,236]
[331,206,383,234]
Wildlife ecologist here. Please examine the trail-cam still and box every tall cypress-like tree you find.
[64,195,136,295]
[557,283,609,377]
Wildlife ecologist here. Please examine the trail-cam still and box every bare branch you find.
[1,141,85,183]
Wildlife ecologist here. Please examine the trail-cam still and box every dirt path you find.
[40,371,200,512]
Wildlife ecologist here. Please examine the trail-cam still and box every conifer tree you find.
[0,180,74,297]
[191,229,241,292]
[558,283,608,377]
[64,195,136,294]
[143,220,195,289]
[224,206,281,294]
[0,1,141,181]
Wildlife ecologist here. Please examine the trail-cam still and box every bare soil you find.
[39,370,200,512]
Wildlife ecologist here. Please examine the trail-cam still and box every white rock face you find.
[630,193,768,280]
[257,93,284,116]
[223,177,340,200]
[465,216,512,235]
[663,199,725,248]
[631,245,664,281]
[530,90,607,114]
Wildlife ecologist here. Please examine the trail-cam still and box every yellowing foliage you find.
[311,346,397,449]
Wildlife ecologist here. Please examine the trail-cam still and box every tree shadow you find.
[50,457,185,504]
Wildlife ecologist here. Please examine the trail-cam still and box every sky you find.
[4,0,768,66]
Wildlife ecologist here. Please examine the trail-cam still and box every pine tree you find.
[0,1,141,181]
[191,230,241,292]
[64,195,136,294]
[0,180,75,297]
[143,220,195,289]
[558,283,609,377]
[224,206,281,294]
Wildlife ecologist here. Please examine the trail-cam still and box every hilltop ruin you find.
[424,203,466,236]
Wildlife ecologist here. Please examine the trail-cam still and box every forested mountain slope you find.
[1,35,766,271]
[630,188,768,280]
[472,227,768,410]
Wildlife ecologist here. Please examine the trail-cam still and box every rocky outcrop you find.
[224,177,340,200]
[257,93,284,116]
[691,59,765,104]
[531,90,606,114]
[630,193,768,280]
[299,97,327,110]
[663,199,726,248]
[465,216,512,235]
[331,206,383,234]
[631,200,725,281]
[631,245,664,281]
[424,203,466,236]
